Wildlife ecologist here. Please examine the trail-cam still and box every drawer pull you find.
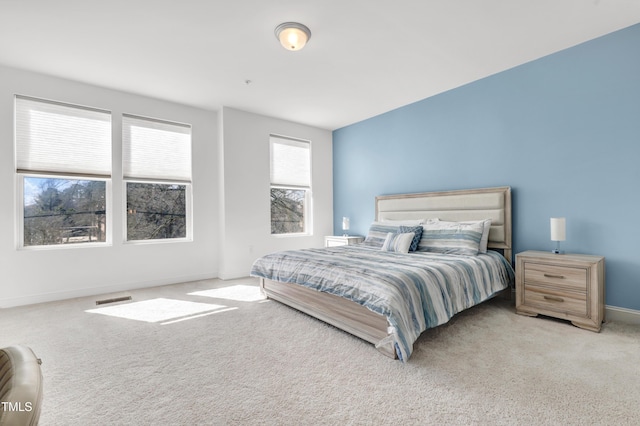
[544,273,565,279]
[544,295,564,303]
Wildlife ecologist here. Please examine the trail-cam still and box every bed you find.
[251,186,514,362]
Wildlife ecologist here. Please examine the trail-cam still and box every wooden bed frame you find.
[260,186,512,359]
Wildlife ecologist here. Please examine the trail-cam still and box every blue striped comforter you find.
[250,245,514,362]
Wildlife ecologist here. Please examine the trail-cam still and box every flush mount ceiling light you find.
[275,22,311,51]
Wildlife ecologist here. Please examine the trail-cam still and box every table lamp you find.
[550,217,566,254]
[342,217,350,237]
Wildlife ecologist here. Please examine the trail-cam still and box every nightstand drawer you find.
[524,284,587,316]
[524,263,587,291]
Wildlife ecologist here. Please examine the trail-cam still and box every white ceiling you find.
[1,0,639,130]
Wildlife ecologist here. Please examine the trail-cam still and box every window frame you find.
[14,95,113,250]
[121,113,193,244]
[269,135,312,236]
[16,173,112,250]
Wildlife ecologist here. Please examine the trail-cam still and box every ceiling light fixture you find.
[275,22,311,51]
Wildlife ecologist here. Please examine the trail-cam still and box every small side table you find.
[324,235,364,247]
[515,250,605,332]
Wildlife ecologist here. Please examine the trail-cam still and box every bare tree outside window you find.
[126,182,187,241]
[270,135,311,235]
[23,177,107,246]
[271,188,305,234]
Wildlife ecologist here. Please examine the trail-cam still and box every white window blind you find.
[270,136,311,188]
[122,114,192,182]
[15,95,112,176]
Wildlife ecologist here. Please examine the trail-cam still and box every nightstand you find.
[515,250,605,332]
[324,235,364,247]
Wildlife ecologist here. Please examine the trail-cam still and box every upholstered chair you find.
[0,345,43,426]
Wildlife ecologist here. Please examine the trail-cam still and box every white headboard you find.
[375,186,512,262]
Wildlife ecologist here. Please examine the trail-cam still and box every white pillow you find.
[430,218,492,253]
[381,232,415,254]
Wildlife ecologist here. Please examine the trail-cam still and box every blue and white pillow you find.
[430,219,492,253]
[363,220,422,248]
[417,222,483,256]
[381,232,415,254]
[399,225,423,252]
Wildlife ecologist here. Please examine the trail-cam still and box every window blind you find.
[122,114,192,182]
[15,95,112,176]
[270,136,311,188]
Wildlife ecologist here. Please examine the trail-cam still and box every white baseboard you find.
[0,272,218,309]
[606,305,640,326]
[218,270,254,280]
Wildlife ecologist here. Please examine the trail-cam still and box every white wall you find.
[218,107,333,279]
[0,65,219,307]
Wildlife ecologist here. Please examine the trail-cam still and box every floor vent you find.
[95,296,132,305]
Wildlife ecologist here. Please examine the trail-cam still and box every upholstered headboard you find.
[375,186,512,261]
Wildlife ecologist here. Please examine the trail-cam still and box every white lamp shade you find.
[550,217,566,241]
[275,22,311,51]
[342,217,350,231]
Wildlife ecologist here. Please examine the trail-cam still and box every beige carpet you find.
[2,277,639,425]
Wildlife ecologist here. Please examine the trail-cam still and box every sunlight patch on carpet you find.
[86,298,227,323]
[189,284,266,302]
[160,307,238,325]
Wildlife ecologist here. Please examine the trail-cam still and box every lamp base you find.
[552,241,564,254]
[343,233,349,237]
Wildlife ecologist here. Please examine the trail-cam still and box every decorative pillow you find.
[381,232,415,254]
[431,219,492,253]
[417,222,484,256]
[399,225,423,252]
[363,221,419,248]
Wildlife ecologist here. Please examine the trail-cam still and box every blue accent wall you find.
[333,24,640,311]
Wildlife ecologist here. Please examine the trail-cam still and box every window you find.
[269,135,311,235]
[122,114,192,242]
[15,95,111,248]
